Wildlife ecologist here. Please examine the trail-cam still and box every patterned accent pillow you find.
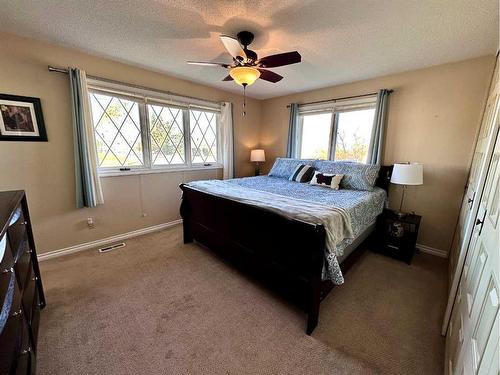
[289,164,315,182]
[313,161,380,191]
[268,158,315,179]
[310,171,344,190]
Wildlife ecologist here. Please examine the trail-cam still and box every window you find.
[297,97,376,163]
[334,108,375,163]
[148,104,185,165]
[91,92,144,168]
[190,109,218,163]
[299,113,332,160]
[88,81,220,174]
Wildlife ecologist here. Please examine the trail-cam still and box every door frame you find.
[442,53,500,335]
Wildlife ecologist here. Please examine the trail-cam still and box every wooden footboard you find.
[180,183,327,334]
[179,166,391,334]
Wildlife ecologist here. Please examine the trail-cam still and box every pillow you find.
[313,160,380,191]
[268,158,315,179]
[289,164,315,182]
[310,171,344,190]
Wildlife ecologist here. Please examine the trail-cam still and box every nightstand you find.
[372,209,421,264]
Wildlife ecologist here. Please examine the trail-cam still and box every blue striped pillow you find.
[289,164,315,182]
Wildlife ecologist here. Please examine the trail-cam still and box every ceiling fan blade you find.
[187,61,230,68]
[258,69,283,83]
[222,75,233,81]
[220,35,245,60]
[257,51,301,68]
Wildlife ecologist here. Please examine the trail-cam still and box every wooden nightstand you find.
[372,209,421,264]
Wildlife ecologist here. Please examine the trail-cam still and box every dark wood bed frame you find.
[179,166,393,334]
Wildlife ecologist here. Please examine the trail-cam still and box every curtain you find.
[220,102,234,179]
[286,103,299,158]
[69,68,104,208]
[367,89,391,165]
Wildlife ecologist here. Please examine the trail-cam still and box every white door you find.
[444,54,499,334]
[446,127,500,375]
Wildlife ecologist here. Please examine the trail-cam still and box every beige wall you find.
[0,31,494,255]
[260,56,495,253]
[0,32,260,253]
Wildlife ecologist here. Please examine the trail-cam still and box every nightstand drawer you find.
[372,209,422,264]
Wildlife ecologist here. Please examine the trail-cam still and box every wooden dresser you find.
[0,191,46,374]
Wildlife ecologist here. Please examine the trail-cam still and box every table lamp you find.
[250,149,265,176]
[390,163,423,217]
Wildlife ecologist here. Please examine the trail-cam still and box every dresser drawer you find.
[1,234,15,276]
[8,206,28,258]
[14,240,31,291]
[15,315,32,375]
[31,291,41,347]
[22,267,36,326]
[0,274,23,375]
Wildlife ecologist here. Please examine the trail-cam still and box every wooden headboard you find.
[375,165,394,193]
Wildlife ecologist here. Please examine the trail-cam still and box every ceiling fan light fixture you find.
[229,67,260,86]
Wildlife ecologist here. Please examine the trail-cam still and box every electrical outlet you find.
[87,217,95,229]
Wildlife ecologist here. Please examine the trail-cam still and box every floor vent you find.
[98,243,126,253]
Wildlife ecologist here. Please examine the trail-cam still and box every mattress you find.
[226,175,386,246]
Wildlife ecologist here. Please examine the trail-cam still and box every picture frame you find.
[0,93,47,141]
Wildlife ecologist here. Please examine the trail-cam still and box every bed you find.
[179,159,392,334]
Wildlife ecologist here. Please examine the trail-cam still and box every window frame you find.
[296,96,377,163]
[87,79,222,177]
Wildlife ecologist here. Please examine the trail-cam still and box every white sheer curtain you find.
[69,68,104,207]
[220,102,234,179]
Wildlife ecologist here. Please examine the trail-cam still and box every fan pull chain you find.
[242,84,247,117]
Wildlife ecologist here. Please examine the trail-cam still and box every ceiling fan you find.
[187,31,301,87]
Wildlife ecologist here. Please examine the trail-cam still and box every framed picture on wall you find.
[0,94,47,141]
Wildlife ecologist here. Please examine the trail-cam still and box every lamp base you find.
[254,163,260,176]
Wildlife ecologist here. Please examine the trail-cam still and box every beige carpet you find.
[37,226,446,374]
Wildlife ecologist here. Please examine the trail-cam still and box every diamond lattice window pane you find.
[190,110,218,164]
[90,92,144,167]
[148,104,185,165]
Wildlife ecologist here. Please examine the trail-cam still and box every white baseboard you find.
[38,219,183,261]
[416,243,448,258]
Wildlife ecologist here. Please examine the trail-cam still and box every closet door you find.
[443,54,499,335]
[448,128,499,375]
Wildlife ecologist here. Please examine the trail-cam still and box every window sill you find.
[99,165,223,178]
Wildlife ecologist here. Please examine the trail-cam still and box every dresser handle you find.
[21,221,28,225]
[11,309,22,317]
[21,347,31,355]
[2,267,14,274]
[32,276,38,282]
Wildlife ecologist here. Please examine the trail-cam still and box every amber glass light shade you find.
[229,67,261,86]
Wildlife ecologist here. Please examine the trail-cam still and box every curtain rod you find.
[47,65,221,106]
[286,90,393,108]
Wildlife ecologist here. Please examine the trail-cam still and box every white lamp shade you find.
[391,163,423,185]
[250,149,265,162]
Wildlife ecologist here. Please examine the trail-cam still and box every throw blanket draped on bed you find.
[187,179,354,285]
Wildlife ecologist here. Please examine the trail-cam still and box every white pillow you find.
[310,171,344,190]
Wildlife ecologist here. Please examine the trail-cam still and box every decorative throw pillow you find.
[313,160,380,191]
[268,158,315,179]
[310,171,344,190]
[289,164,315,182]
